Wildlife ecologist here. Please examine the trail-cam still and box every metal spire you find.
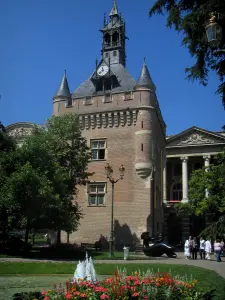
[110,0,119,16]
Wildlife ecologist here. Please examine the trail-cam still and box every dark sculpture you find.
[141,232,177,258]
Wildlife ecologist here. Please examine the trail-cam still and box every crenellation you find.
[120,111,125,126]
[90,115,96,129]
[102,113,108,128]
[85,115,90,129]
[96,114,102,128]
[79,115,84,130]
[126,110,132,126]
[108,112,113,127]
[114,112,119,127]
[133,110,137,126]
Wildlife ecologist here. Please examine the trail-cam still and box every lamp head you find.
[119,164,125,179]
[205,13,223,47]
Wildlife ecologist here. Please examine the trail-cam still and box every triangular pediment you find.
[166,127,225,147]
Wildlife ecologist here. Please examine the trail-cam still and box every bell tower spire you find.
[100,0,127,67]
[110,0,119,18]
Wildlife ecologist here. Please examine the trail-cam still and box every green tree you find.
[0,114,90,245]
[149,0,225,106]
[176,149,225,238]
[0,122,16,232]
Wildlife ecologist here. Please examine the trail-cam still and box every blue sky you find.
[0,0,224,135]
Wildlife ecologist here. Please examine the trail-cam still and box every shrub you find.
[43,269,215,299]
[39,243,85,259]
[12,291,44,300]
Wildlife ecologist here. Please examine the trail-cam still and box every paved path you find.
[1,254,225,278]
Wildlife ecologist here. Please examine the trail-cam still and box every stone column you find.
[203,155,211,198]
[163,160,167,203]
[180,157,189,203]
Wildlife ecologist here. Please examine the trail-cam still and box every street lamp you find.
[205,13,225,54]
[105,163,125,258]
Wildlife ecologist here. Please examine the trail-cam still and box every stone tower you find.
[53,1,166,246]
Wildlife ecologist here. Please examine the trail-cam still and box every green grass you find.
[0,263,224,300]
[0,275,70,300]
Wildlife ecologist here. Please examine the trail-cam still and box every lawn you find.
[0,262,224,299]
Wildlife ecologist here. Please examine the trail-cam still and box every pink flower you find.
[65,294,72,299]
[132,292,139,297]
[100,294,110,299]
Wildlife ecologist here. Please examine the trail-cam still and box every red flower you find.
[65,294,72,299]
[132,292,139,297]
[100,294,110,299]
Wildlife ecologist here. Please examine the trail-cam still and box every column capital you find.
[180,156,188,162]
[203,155,211,161]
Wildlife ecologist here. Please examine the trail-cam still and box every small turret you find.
[54,70,72,107]
[135,58,156,91]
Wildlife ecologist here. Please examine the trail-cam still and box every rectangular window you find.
[104,93,112,103]
[88,183,106,206]
[91,140,106,160]
[85,96,93,106]
[124,91,133,101]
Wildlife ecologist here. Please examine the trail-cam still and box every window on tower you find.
[88,182,106,206]
[104,33,111,47]
[91,139,106,160]
[112,31,119,46]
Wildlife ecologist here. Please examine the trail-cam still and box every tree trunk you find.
[57,230,61,244]
[24,225,30,248]
[67,232,70,244]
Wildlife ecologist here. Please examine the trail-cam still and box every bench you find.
[81,242,102,252]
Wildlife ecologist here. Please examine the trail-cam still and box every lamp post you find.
[205,13,225,54]
[105,163,125,258]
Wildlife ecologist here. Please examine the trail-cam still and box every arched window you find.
[112,31,119,46]
[171,182,182,201]
[104,34,110,47]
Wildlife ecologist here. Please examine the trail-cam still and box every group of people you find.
[184,236,224,262]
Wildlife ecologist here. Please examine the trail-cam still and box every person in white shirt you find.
[184,237,191,259]
[199,237,206,260]
[205,238,212,260]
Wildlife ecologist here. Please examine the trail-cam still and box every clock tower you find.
[100,0,126,67]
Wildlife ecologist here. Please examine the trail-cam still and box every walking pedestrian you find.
[214,239,222,262]
[205,238,212,260]
[192,237,198,259]
[199,237,206,259]
[184,238,191,259]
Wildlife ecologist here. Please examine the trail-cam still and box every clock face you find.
[97,65,109,76]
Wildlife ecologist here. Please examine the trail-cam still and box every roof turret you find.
[135,58,156,91]
[54,70,71,98]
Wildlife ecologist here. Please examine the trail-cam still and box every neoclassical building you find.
[5,1,225,246]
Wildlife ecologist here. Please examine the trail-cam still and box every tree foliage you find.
[176,149,225,237]
[149,0,225,107]
[0,114,90,244]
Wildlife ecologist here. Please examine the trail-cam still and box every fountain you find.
[73,252,97,282]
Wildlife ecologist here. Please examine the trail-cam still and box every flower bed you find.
[42,269,213,300]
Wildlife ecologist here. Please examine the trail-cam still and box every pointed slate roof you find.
[72,64,136,99]
[136,59,156,91]
[110,0,119,16]
[55,71,71,98]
